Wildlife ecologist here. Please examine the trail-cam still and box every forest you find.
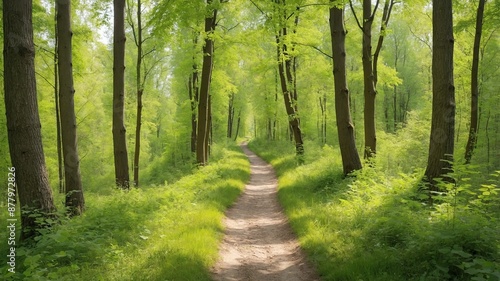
[1,0,499,280]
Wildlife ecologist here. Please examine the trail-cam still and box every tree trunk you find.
[113,0,130,188]
[276,34,304,155]
[227,92,234,138]
[424,0,455,189]
[361,0,377,159]
[189,74,198,153]
[3,0,57,240]
[330,4,363,175]
[133,0,143,187]
[54,9,64,194]
[196,0,216,165]
[234,110,241,141]
[189,34,199,153]
[57,0,85,216]
[465,0,487,164]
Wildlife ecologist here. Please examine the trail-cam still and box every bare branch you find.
[293,42,333,59]
[349,0,363,31]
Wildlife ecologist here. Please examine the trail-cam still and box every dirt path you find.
[211,144,321,281]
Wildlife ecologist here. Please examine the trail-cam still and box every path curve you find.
[211,143,321,281]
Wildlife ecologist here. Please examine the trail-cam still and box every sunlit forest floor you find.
[0,144,250,281]
[248,138,500,281]
[1,138,499,280]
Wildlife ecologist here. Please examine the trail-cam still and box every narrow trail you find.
[211,144,321,281]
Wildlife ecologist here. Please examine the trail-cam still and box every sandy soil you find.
[211,143,321,281]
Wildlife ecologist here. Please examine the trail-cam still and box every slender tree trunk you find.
[361,0,378,159]
[113,0,130,188]
[485,110,491,171]
[133,0,143,187]
[227,92,234,138]
[234,110,241,141]
[189,34,199,153]
[189,73,198,153]
[3,0,57,240]
[54,8,64,194]
[465,0,487,164]
[276,35,304,155]
[196,0,216,165]
[330,4,363,175]
[57,0,85,216]
[424,0,455,189]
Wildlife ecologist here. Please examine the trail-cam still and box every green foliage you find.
[0,143,250,281]
[249,137,500,281]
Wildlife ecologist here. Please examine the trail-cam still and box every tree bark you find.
[189,33,199,153]
[465,0,487,164]
[330,4,363,175]
[57,0,85,216]
[234,109,241,141]
[361,0,378,159]
[424,0,455,189]
[133,0,143,187]
[113,0,130,188]
[54,8,64,194]
[274,0,304,156]
[227,92,234,138]
[196,0,217,165]
[3,0,57,240]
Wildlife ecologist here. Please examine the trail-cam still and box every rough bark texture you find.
[424,0,456,188]
[196,0,216,166]
[330,5,362,175]
[113,0,130,188]
[133,0,143,187]
[3,0,57,240]
[465,0,486,164]
[57,0,85,215]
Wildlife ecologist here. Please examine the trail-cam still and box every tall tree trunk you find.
[465,0,487,164]
[3,0,57,240]
[57,0,85,216]
[361,0,378,159]
[189,34,199,153]
[330,4,363,175]
[133,0,143,187]
[276,34,304,155]
[424,0,455,189]
[113,0,130,188]
[234,109,241,141]
[273,0,304,156]
[54,9,64,194]
[196,0,217,165]
[227,92,234,138]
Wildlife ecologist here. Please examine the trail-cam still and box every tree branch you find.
[349,0,363,31]
[293,42,333,59]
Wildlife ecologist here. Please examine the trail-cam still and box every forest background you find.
[0,0,499,280]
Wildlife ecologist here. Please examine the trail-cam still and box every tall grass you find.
[0,143,250,281]
[249,131,500,280]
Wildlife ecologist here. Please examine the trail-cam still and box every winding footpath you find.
[211,144,321,281]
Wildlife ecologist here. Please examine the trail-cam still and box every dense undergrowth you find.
[248,136,500,281]
[0,143,250,281]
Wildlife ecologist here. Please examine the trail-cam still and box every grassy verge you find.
[1,143,250,281]
[248,138,500,281]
